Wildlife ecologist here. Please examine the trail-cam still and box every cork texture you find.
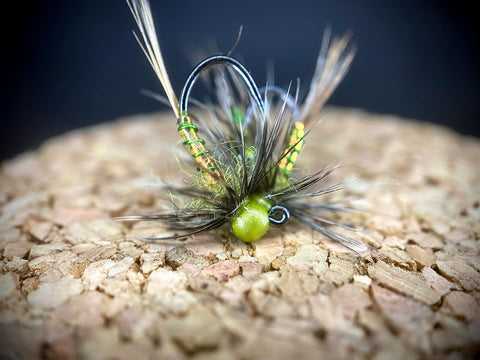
[1,108,479,359]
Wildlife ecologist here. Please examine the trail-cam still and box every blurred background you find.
[2,0,478,161]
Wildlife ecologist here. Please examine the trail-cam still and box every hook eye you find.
[268,205,290,225]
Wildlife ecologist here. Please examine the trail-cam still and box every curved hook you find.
[179,55,264,116]
[244,84,300,130]
[268,205,290,225]
[260,85,300,122]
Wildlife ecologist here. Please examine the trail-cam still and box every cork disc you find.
[1,108,479,359]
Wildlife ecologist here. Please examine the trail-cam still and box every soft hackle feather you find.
[127,0,179,117]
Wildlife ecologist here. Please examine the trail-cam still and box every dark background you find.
[2,0,478,161]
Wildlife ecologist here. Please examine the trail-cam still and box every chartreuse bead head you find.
[230,194,272,243]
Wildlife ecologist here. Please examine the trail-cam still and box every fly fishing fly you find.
[118,0,383,258]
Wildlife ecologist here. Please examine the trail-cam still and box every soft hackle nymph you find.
[118,0,383,258]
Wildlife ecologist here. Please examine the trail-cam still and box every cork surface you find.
[1,108,479,359]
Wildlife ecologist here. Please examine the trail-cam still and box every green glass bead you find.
[230,193,272,243]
